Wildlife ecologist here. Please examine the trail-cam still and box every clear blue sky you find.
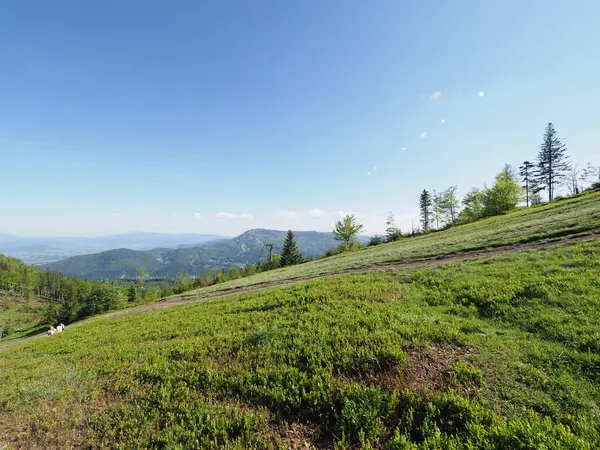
[1,0,599,236]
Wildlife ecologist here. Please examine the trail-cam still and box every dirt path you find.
[132,232,600,312]
[2,232,598,353]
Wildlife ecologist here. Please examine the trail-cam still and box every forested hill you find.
[0,254,130,338]
[43,248,164,280]
[43,229,369,280]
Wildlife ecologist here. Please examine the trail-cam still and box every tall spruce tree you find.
[419,189,433,231]
[127,284,138,303]
[280,230,303,267]
[536,123,569,201]
[519,161,535,207]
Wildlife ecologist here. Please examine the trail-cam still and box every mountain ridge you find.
[0,232,229,265]
[42,229,369,280]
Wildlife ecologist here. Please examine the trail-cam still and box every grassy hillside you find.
[178,191,600,298]
[0,294,45,340]
[1,239,599,448]
[44,193,599,284]
[44,229,363,280]
[0,253,139,340]
[0,256,49,340]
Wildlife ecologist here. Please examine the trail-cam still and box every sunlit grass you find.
[1,239,599,448]
[180,191,600,299]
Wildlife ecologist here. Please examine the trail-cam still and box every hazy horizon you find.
[0,227,375,239]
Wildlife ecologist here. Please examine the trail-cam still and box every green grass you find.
[178,191,600,299]
[1,239,599,448]
[0,295,45,341]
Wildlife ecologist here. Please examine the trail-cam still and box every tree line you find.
[156,229,305,296]
[162,122,600,295]
[6,123,595,329]
[163,214,372,295]
[0,254,156,331]
[410,122,599,235]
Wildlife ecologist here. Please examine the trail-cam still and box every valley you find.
[0,232,228,265]
[41,229,370,280]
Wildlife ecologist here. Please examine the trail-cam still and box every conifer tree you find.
[519,161,536,207]
[127,284,138,303]
[280,230,303,267]
[419,189,433,231]
[536,123,569,201]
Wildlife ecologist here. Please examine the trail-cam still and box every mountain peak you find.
[43,230,347,280]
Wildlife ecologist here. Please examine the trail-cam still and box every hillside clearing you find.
[1,239,600,448]
[0,296,45,341]
[178,192,600,298]
[1,231,596,351]
[1,192,598,350]
[139,232,598,314]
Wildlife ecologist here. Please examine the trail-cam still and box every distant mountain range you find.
[0,232,228,264]
[42,229,370,280]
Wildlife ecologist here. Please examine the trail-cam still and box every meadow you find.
[0,294,45,341]
[179,191,600,299]
[1,238,599,449]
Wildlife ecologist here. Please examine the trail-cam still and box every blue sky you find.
[1,1,599,237]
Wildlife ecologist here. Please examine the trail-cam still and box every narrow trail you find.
[134,232,600,312]
[1,232,598,353]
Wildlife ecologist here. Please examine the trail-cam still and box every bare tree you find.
[583,162,600,185]
[136,267,147,299]
[385,212,401,242]
[564,165,579,195]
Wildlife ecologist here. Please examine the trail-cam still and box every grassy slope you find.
[0,295,46,341]
[1,238,600,448]
[179,192,600,298]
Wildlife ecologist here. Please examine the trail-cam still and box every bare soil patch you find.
[393,343,474,394]
[341,343,475,395]
[271,421,334,450]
